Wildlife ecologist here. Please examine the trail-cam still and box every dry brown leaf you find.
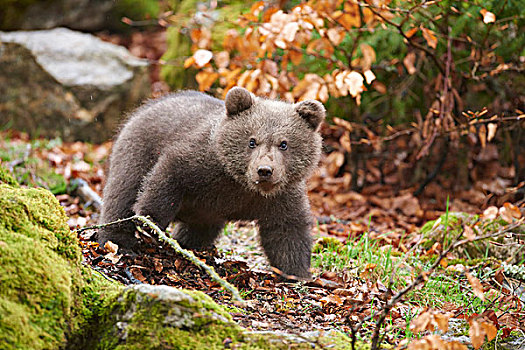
[499,203,521,223]
[336,13,360,30]
[327,27,346,46]
[364,70,376,84]
[487,123,497,142]
[333,116,353,132]
[196,70,219,91]
[463,225,476,241]
[469,319,484,349]
[345,71,364,98]
[481,321,497,341]
[214,51,230,69]
[503,202,522,219]
[289,50,303,65]
[320,294,343,306]
[193,49,213,68]
[406,27,419,38]
[339,132,352,153]
[318,84,329,102]
[372,81,387,94]
[478,124,487,148]
[480,9,496,24]
[482,206,498,220]
[410,311,432,333]
[183,56,195,68]
[360,44,376,70]
[282,22,299,43]
[421,27,438,49]
[104,240,119,254]
[404,52,417,74]
[434,313,452,333]
[466,272,485,302]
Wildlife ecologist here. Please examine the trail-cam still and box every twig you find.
[70,178,103,209]
[75,215,244,304]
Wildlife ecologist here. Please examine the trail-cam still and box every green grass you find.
[312,234,417,288]
[0,136,67,194]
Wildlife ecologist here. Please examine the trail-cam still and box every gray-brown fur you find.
[97,87,325,278]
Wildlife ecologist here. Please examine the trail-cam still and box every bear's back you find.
[119,91,224,149]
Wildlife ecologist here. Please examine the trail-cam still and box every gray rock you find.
[0,28,150,142]
[0,0,115,32]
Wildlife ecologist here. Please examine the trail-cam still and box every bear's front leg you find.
[133,153,184,231]
[258,194,313,279]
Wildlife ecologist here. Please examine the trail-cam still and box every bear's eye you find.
[249,138,257,149]
[279,141,288,151]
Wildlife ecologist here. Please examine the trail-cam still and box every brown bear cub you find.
[97,87,325,278]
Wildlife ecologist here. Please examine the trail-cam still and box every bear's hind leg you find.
[172,222,224,249]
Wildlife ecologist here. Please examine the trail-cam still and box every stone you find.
[0,0,115,32]
[0,27,150,142]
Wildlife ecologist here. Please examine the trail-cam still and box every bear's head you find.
[216,87,325,196]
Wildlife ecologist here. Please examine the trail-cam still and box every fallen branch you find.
[75,215,244,304]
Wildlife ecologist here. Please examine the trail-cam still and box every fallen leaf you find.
[282,22,299,42]
[104,241,119,254]
[481,321,497,342]
[410,311,432,333]
[482,206,498,220]
[478,124,487,148]
[499,202,521,223]
[469,319,484,349]
[336,13,360,30]
[466,272,485,301]
[344,71,365,98]
[463,225,476,241]
[320,294,343,306]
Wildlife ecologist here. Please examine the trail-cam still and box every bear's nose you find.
[257,165,273,178]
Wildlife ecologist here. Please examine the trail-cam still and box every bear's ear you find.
[225,87,255,118]
[295,100,326,130]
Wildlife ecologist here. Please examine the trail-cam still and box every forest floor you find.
[1,130,524,349]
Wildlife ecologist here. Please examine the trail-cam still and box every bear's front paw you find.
[272,266,312,282]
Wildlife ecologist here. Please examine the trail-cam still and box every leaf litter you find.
[2,118,524,347]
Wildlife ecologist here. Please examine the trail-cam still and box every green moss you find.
[87,285,361,349]
[0,166,18,186]
[313,236,344,253]
[0,179,84,349]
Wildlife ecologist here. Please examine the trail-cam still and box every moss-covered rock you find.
[0,176,84,349]
[84,284,357,349]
